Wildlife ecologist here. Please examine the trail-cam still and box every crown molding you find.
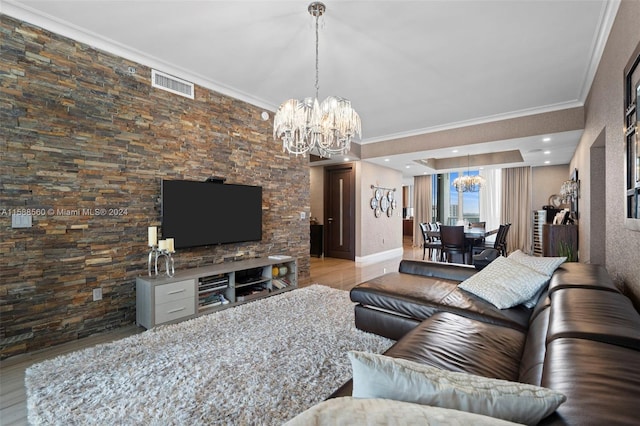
[577,0,621,103]
[359,100,584,145]
[3,1,277,111]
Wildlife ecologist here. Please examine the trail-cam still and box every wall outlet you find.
[11,213,32,228]
[300,211,306,220]
[92,288,102,301]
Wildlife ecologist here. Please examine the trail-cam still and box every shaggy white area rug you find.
[25,285,393,425]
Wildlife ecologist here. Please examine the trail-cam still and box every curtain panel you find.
[413,175,432,247]
[479,168,502,231]
[501,166,532,254]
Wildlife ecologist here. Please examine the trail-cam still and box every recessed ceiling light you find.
[452,149,459,153]
[344,157,350,161]
[544,160,550,164]
[543,137,551,142]
[405,165,411,169]
[384,158,390,162]
[544,150,551,154]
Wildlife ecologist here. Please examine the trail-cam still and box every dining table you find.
[463,227,498,242]
[427,227,498,242]
[426,227,499,264]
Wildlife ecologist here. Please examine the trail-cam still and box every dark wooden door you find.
[324,164,355,260]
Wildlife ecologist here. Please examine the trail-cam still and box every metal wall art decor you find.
[370,185,397,218]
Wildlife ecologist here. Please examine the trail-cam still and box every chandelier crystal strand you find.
[273,1,361,158]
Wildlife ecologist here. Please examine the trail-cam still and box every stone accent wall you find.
[0,15,310,358]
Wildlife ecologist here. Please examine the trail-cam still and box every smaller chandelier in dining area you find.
[452,155,485,192]
[453,174,485,192]
[273,2,361,158]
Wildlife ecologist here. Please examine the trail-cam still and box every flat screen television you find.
[161,180,262,249]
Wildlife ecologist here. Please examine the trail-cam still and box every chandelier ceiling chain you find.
[452,154,486,193]
[273,1,361,158]
[311,1,322,100]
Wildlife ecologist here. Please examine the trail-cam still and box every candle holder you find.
[147,245,175,278]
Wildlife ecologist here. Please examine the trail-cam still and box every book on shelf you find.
[272,279,286,290]
[268,255,290,260]
[199,293,228,306]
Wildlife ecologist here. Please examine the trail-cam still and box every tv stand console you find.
[136,256,297,329]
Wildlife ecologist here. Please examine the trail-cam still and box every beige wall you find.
[310,166,324,224]
[356,162,404,259]
[572,0,640,301]
[532,164,570,210]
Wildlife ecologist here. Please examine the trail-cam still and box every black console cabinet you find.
[310,224,323,257]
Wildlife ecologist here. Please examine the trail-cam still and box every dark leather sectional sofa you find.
[331,260,640,425]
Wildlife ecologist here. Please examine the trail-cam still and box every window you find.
[624,45,640,223]
[446,171,480,225]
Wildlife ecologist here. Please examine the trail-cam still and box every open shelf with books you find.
[136,256,297,329]
[198,273,231,311]
[270,262,296,293]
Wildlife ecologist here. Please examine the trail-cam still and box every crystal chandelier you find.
[273,2,361,158]
[452,155,485,192]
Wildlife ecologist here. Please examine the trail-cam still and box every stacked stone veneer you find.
[0,15,310,358]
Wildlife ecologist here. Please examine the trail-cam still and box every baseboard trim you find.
[355,247,404,264]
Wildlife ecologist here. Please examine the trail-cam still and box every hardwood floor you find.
[0,238,422,425]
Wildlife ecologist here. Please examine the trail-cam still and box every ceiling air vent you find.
[151,69,194,99]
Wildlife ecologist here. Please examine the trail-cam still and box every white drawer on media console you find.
[154,280,195,305]
[155,299,196,324]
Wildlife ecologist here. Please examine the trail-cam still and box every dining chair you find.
[496,223,511,256]
[439,225,471,264]
[419,223,441,261]
[472,223,510,256]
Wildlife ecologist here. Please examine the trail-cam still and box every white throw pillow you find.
[458,256,550,309]
[522,285,547,309]
[284,396,521,425]
[508,250,566,276]
[349,351,566,426]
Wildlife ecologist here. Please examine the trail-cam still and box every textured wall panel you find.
[0,16,310,358]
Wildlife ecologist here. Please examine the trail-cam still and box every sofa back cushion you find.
[547,262,619,295]
[541,338,640,425]
[547,287,640,350]
[399,259,476,281]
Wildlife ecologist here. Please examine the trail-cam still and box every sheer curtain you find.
[479,168,501,231]
[501,166,532,254]
[413,175,432,247]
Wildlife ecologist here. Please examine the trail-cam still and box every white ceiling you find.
[4,0,619,177]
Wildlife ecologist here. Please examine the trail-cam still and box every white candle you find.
[158,239,167,251]
[166,238,174,252]
[148,226,157,246]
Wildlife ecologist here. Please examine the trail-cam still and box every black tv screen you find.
[161,180,262,249]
